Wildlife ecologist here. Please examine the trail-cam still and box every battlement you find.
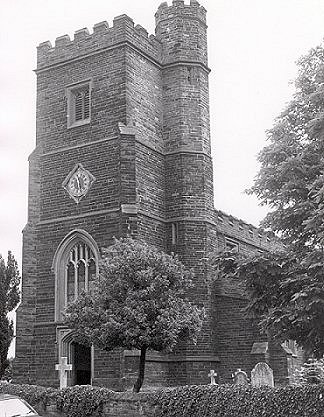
[214,209,278,251]
[36,14,162,70]
[155,0,207,26]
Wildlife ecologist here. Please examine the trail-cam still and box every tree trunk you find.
[133,346,147,393]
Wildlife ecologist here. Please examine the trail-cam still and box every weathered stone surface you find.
[251,362,274,387]
[233,369,249,386]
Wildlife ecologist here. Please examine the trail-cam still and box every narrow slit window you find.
[171,223,178,245]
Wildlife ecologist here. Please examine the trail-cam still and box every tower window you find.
[64,242,97,305]
[66,80,92,128]
[54,231,99,322]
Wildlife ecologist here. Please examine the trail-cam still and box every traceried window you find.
[65,242,97,305]
[54,230,99,321]
[66,80,92,128]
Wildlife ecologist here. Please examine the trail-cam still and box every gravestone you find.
[233,368,249,385]
[55,356,72,389]
[208,369,218,385]
[251,362,274,387]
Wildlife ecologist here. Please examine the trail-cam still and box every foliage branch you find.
[0,251,20,378]
[212,249,324,357]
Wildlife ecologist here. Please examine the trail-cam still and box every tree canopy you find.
[212,250,324,357]
[250,44,324,252]
[214,44,324,358]
[64,238,204,392]
[0,251,20,378]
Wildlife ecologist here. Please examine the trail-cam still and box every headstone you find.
[251,362,274,387]
[55,356,73,389]
[233,368,249,385]
[208,369,217,385]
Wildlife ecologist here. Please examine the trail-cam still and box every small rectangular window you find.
[66,80,92,128]
[225,237,239,252]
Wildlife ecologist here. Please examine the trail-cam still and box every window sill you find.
[67,118,91,129]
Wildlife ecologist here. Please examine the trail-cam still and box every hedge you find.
[0,382,56,409]
[0,383,113,417]
[1,382,324,417]
[153,384,324,417]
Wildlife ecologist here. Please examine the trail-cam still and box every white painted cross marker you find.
[208,369,217,385]
[55,356,72,389]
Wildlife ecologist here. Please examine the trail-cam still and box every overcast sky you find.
[1,0,324,268]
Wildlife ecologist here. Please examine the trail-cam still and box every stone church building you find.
[15,0,300,389]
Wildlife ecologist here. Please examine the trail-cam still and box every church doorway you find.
[71,342,92,385]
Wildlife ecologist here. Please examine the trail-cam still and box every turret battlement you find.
[155,0,207,27]
[155,0,208,66]
[37,14,162,70]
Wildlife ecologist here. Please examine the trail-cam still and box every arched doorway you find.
[71,342,92,385]
[58,329,93,386]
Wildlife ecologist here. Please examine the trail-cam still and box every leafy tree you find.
[64,238,204,392]
[211,43,324,358]
[212,250,324,357]
[250,44,324,252]
[0,252,20,378]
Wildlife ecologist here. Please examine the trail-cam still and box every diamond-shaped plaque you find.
[62,163,95,203]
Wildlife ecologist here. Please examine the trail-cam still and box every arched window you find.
[53,230,99,321]
[64,243,95,305]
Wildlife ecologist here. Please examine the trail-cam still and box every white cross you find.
[208,369,217,385]
[55,356,72,389]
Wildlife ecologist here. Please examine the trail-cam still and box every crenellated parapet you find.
[155,0,208,66]
[155,0,207,26]
[37,15,162,70]
[213,209,278,251]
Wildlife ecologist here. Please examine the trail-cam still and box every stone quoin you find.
[14,0,302,389]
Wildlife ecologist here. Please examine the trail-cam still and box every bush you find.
[0,383,113,417]
[2,382,324,417]
[0,382,56,410]
[56,385,113,417]
[152,384,324,417]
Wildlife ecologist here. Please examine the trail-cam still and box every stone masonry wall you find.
[14,150,40,383]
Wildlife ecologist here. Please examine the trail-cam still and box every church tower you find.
[15,0,300,389]
[15,0,218,388]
